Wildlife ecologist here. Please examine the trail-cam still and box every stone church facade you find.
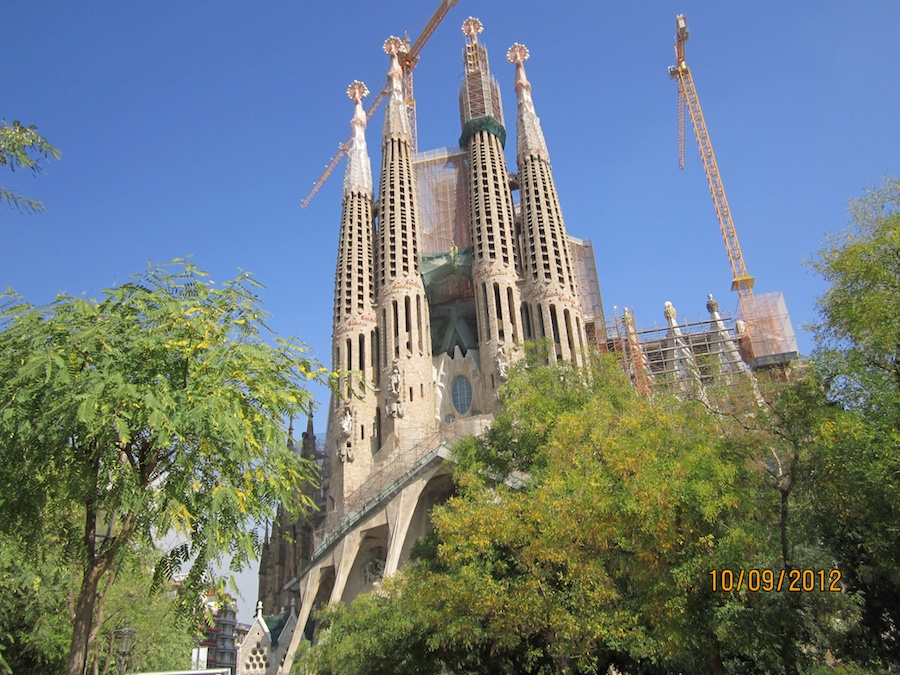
[258,19,605,673]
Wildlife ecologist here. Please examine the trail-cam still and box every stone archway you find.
[340,524,389,602]
[396,472,455,566]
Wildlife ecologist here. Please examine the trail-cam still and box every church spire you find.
[459,17,505,147]
[376,34,436,457]
[458,19,522,403]
[329,81,379,510]
[508,42,586,365]
[507,43,549,162]
[343,81,373,197]
[383,37,411,140]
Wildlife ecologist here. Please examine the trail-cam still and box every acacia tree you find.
[800,177,900,666]
[0,525,195,675]
[811,176,900,425]
[0,119,60,213]
[0,261,324,675]
[302,355,854,674]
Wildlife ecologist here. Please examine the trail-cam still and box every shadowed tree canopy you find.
[0,260,326,675]
[300,354,860,674]
[799,176,900,667]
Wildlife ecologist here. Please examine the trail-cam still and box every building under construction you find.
[606,292,798,401]
[257,10,799,674]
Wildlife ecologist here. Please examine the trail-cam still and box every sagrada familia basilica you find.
[239,11,795,674]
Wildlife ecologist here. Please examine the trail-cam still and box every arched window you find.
[451,376,473,415]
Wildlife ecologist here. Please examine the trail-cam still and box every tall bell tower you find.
[459,18,523,403]
[508,43,588,364]
[328,81,379,510]
[375,37,438,455]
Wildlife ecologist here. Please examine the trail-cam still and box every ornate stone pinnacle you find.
[383,36,403,56]
[344,78,372,195]
[346,80,369,102]
[461,17,483,39]
[507,43,530,64]
[663,301,677,321]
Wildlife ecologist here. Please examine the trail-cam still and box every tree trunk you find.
[67,485,135,675]
[67,560,109,675]
[88,564,119,675]
[780,487,791,568]
[779,468,799,675]
[708,637,726,675]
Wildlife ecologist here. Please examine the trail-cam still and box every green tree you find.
[799,176,900,667]
[0,523,196,674]
[301,355,850,674]
[0,261,324,675]
[0,515,196,675]
[811,176,900,427]
[0,529,77,673]
[83,553,195,675]
[0,119,61,213]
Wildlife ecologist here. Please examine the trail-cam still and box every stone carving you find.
[663,301,677,322]
[496,346,510,380]
[363,557,385,585]
[341,408,353,436]
[388,400,404,419]
[389,363,402,396]
[706,293,720,315]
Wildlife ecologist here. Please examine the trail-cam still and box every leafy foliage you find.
[301,355,858,674]
[297,179,900,674]
[0,519,196,675]
[811,176,900,425]
[0,529,76,674]
[799,176,900,667]
[0,260,325,674]
[0,119,61,213]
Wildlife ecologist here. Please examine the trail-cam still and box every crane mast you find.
[668,14,755,298]
[300,0,459,209]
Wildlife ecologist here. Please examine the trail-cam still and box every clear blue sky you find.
[4,1,898,622]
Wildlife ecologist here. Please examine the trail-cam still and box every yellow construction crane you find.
[668,14,755,298]
[300,0,459,209]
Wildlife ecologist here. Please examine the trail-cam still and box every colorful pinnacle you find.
[509,40,550,164]
[461,17,483,41]
[508,42,533,102]
[343,79,373,196]
[382,35,411,140]
[346,80,369,103]
[383,36,404,93]
[506,42,529,65]
[383,35,403,56]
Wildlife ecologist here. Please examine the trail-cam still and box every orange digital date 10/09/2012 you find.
[709,569,842,592]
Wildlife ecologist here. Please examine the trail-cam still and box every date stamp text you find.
[709,568,842,592]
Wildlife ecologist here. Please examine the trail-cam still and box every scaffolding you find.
[737,291,799,368]
[415,146,471,255]
[414,148,474,308]
[609,310,748,393]
[458,18,505,147]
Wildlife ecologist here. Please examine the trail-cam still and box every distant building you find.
[196,595,237,674]
[235,601,297,675]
